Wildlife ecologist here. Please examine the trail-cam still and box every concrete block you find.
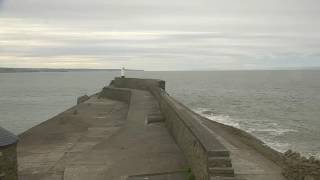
[208,150,230,157]
[209,167,235,177]
[77,95,89,105]
[208,157,232,167]
[147,114,165,124]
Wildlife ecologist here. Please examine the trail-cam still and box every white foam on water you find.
[194,107,296,153]
[247,127,297,136]
[264,141,291,152]
[194,107,241,128]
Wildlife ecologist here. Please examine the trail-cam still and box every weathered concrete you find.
[200,117,287,180]
[127,171,188,180]
[77,95,89,105]
[18,87,187,179]
[17,77,314,180]
[18,96,129,179]
[0,144,18,180]
[156,92,232,180]
[146,114,165,124]
[88,89,187,179]
[111,77,291,180]
[113,78,234,180]
[99,86,131,103]
[111,77,165,91]
[0,127,18,180]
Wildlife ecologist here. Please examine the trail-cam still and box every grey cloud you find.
[1,0,320,70]
[2,0,320,24]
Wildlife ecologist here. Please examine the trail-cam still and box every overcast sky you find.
[0,0,320,70]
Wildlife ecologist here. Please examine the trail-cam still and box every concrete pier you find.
[14,77,319,180]
[18,87,187,180]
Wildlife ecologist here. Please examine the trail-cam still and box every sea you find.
[0,70,319,158]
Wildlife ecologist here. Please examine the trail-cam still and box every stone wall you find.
[282,150,320,180]
[0,144,18,180]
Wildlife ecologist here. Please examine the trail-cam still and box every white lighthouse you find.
[121,67,125,78]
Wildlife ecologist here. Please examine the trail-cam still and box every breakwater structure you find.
[0,127,18,179]
[1,77,319,180]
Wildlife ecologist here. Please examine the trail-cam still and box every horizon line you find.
[1,66,320,72]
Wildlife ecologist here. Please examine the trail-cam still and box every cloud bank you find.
[0,0,319,70]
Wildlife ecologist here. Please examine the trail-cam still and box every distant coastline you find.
[0,67,144,73]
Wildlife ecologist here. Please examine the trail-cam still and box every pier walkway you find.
[17,79,289,180]
[200,118,287,180]
[18,89,187,180]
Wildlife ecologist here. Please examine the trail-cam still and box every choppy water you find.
[0,70,319,157]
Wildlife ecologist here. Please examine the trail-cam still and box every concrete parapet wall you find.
[112,78,233,180]
[153,89,233,180]
[77,95,90,104]
[0,144,18,180]
[282,150,320,180]
[112,77,165,91]
[99,86,132,103]
[156,92,211,180]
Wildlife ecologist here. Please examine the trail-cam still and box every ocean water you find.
[0,70,319,158]
[0,71,118,134]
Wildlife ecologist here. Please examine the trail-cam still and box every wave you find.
[194,108,241,128]
[194,107,296,153]
[247,127,297,136]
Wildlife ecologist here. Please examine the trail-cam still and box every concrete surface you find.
[18,89,187,180]
[110,77,289,180]
[17,76,291,180]
[127,171,188,180]
[0,144,18,180]
[200,119,287,180]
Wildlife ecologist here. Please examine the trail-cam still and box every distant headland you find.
[0,67,144,73]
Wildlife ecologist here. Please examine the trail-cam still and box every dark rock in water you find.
[283,150,320,180]
[284,149,293,156]
[73,110,78,115]
[77,95,89,104]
